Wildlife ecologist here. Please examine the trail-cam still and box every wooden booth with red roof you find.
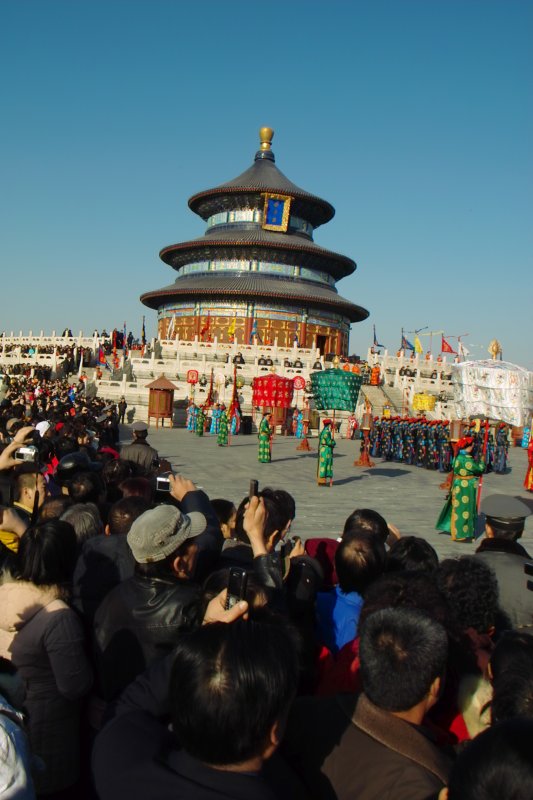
[146,375,179,428]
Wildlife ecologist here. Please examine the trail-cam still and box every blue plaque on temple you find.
[262,193,292,232]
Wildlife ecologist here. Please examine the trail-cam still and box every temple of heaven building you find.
[140,128,369,355]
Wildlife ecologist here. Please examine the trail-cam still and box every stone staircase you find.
[361,385,404,416]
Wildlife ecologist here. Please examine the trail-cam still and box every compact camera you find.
[14,445,39,462]
[156,472,172,492]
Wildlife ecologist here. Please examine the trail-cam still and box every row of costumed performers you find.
[185,401,241,445]
[368,417,511,475]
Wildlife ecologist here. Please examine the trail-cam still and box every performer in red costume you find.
[524,435,533,492]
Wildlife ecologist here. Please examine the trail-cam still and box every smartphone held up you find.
[225,566,248,610]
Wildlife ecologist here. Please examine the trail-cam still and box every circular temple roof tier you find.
[140,273,369,323]
[159,228,356,281]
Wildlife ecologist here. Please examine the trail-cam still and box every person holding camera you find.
[92,473,223,703]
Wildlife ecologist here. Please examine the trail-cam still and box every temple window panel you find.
[178,260,333,286]
[206,209,314,237]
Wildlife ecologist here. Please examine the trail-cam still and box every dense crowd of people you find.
[0,371,532,799]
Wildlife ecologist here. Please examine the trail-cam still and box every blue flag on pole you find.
[401,335,415,352]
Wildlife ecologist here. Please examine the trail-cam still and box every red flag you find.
[441,336,457,354]
[206,368,214,407]
[229,366,238,419]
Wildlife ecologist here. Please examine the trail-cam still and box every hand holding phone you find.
[249,479,259,499]
[225,567,248,610]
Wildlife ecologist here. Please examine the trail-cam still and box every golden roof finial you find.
[259,127,274,151]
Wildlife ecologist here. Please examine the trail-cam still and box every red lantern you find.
[293,375,306,391]
[187,369,199,384]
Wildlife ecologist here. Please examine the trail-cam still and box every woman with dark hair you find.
[0,520,93,795]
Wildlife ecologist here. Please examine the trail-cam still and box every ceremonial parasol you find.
[252,374,294,410]
[310,365,363,428]
[310,363,363,483]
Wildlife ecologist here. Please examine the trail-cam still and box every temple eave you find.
[159,240,355,280]
[140,287,368,323]
[188,187,334,227]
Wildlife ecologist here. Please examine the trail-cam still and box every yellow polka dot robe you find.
[436,452,485,540]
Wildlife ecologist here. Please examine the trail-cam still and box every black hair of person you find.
[385,536,439,574]
[342,508,388,544]
[169,618,298,767]
[359,606,447,712]
[18,519,78,587]
[335,531,386,595]
[447,719,533,800]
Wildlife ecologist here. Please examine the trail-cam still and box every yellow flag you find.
[414,336,423,354]
[227,318,236,336]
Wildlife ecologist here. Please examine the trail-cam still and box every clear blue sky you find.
[1,0,531,366]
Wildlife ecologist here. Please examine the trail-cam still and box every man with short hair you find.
[92,619,306,800]
[475,493,533,629]
[93,475,222,701]
[11,467,47,524]
[119,421,159,476]
[283,607,452,799]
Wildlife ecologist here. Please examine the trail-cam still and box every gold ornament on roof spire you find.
[488,339,502,360]
[259,127,274,151]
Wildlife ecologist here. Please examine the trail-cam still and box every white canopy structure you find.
[452,360,533,427]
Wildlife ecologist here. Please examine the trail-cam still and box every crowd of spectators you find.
[0,371,532,799]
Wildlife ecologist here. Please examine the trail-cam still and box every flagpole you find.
[228,365,237,446]
[476,420,491,515]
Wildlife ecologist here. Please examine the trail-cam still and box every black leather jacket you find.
[93,490,223,701]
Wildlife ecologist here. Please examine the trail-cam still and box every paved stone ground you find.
[121,425,533,561]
